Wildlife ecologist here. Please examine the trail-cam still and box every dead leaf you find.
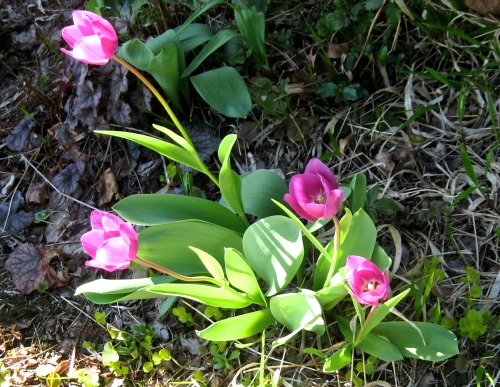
[51,158,85,194]
[99,167,119,206]
[5,243,70,295]
[25,180,49,204]
[4,115,41,152]
[464,0,500,15]
[327,42,349,59]
[308,47,317,69]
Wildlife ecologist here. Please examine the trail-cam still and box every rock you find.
[464,0,500,15]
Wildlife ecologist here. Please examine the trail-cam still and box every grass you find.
[0,0,499,385]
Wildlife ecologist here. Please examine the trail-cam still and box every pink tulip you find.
[346,255,389,306]
[283,158,344,221]
[61,11,118,65]
[81,210,138,272]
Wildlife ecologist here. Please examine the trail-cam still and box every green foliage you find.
[0,362,11,387]
[411,257,445,318]
[250,77,291,117]
[208,341,241,372]
[172,305,194,324]
[459,310,486,340]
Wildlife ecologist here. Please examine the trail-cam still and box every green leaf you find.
[371,321,459,361]
[174,23,214,52]
[148,44,182,110]
[182,30,239,78]
[147,283,252,309]
[95,131,201,173]
[102,342,119,365]
[113,194,247,233]
[190,67,252,118]
[218,134,245,218]
[349,173,367,214]
[243,216,304,296]
[323,345,352,372]
[197,309,275,341]
[189,247,225,283]
[224,248,266,306]
[75,276,176,304]
[234,7,268,68]
[270,291,325,345]
[138,220,243,276]
[315,270,348,309]
[370,244,392,271]
[117,39,154,71]
[220,169,288,218]
[337,315,403,362]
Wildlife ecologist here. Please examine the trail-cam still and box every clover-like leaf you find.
[77,80,102,109]
[110,64,129,102]
[108,100,132,126]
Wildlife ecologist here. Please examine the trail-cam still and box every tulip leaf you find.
[371,244,392,271]
[370,321,459,361]
[234,7,268,69]
[349,173,367,214]
[197,309,275,341]
[95,131,201,173]
[323,345,353,372]
[189,247,225,283]
[243,216,304,296]
[174,23,215,52]
[138,220,243,276]
[337,315,403,362]
[75,276,176,304]
[117,39,154,71]
[220,169,288,218]
[182,30,239,78]
[113,194,247,233]
[218,134,245,219]
[270,292,325,346]
[224,248,266,306]
[147,282,252,309]
[314,270,348,310]
[148,44,182,110]
[190,67,251,118]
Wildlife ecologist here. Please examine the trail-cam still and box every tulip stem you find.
[135,257,222,286]
[323,215,341,288]
[354,304,378,346]
[112,55,220,187]
[112,55,193,147]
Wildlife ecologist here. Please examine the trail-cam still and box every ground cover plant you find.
[0,0,499,386]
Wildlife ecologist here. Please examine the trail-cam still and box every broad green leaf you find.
[218,134,245,218]
[75,276,176,304]
[270,292,325,344]
[371,321,459,361]
[117,39,154,71]
[147,282,251,308]
[336,208,377,270]
[337,315,403,362]
[197,309,275,341]
[312,239,335,290]
[175,23,214,52]
[371,244,392,271]
[190,67,252,118]
[189,247,225,283]
[144,28,176,55]
[224,248,266,306]
[220,169,288,218]
[243,216,304,296]
[113,194,247,233]
[355,288,411,344]
[182,30,239,78]
[148,44,182,110]
[314,270,348,309]
[349,173,367,214]
[95,131,201,173]
[138,220,243,276]
[323,345,352,372]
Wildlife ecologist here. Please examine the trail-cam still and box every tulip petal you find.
[81,230,105,258]
[61,25,85,47]
[304,158,338,189]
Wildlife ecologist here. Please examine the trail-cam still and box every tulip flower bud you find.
[81,210,138,272]
[346,255,389,306]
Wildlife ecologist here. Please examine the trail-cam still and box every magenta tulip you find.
[81,210,138,272]
[346,255,389,306]
[283,158,344,221]
[61,11,118,65]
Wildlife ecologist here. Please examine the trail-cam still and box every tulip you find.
[283,158,344,222]
[81,210,138,272]
[345,255,389,306]
[61,10,118,65]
